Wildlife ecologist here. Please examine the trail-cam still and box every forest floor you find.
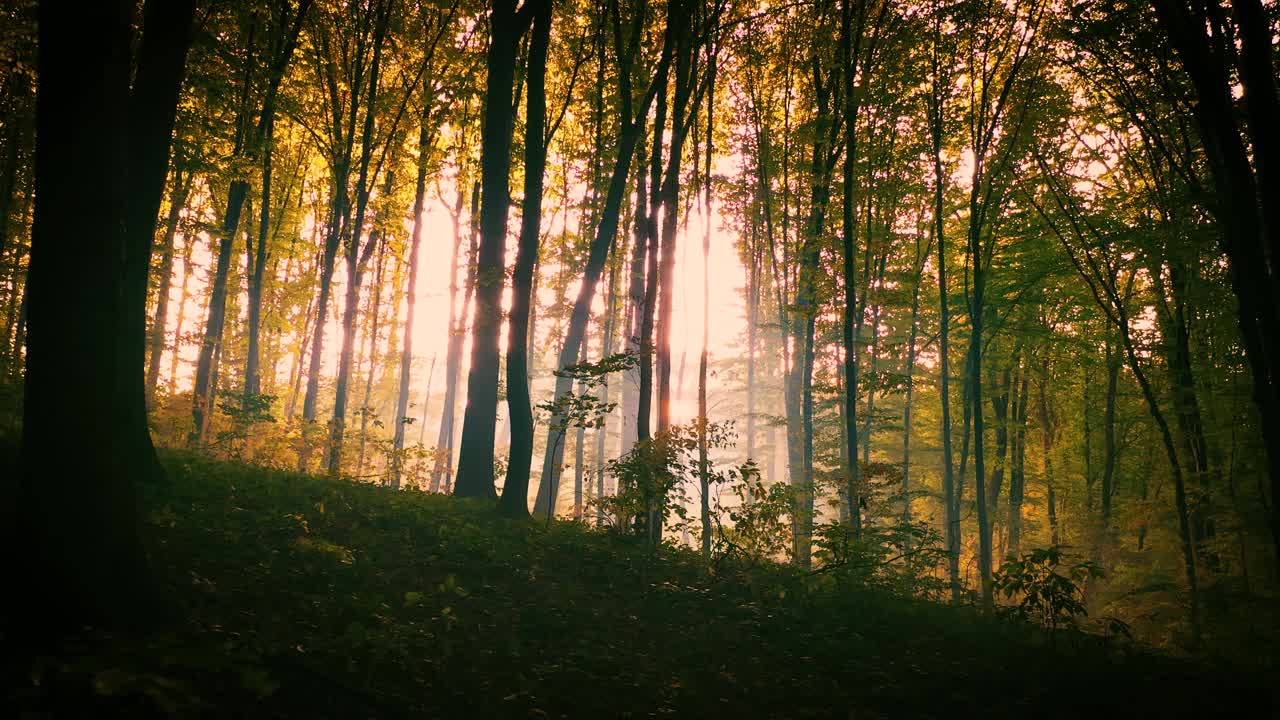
[5,451,1273,718]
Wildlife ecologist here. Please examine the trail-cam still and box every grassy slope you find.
[9,452,1269,718]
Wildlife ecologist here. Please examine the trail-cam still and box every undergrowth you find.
[5,451,1269,718]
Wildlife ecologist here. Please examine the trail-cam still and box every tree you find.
[191,0,311,446]
[16,0,194,632]
[454,0,537,498]
[1151,0,1280,568]
[500,0,553,516]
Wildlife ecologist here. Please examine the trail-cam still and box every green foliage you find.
[712,469,793,567]
[811,520,951,600]
[214,391,277,445]
[539,352,639,435]
[597,419,749,548]
[994,546,1104,634]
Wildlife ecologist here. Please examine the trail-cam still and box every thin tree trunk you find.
[1007,356,1029,556]
[655,1,698,437]
[840,0,862,537]
[901,233,928,542]
[432,181,478,492]
[697,48,716,561]
[1101,332,1120,529]
[356,236,388,477]
[929,9,960,600]
[745,209,759,498]
[147,169,192,398]
[243,117,274,404]
[391,119,433,489]
[621,146,648,455]
[196,1,309,444]
[191,180,247,445]
[327,4,391,476]
[533,6,674,514]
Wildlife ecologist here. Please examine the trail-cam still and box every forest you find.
[2,0,1279,715]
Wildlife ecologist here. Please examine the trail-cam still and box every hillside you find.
[6,453,1269,718]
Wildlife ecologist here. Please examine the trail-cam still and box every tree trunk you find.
[192,183,248,446]
[969,301,993,610]
[170,224,197,394]
[327,5,391,477]
[697,49,716,560]
[839,0,862,537]
[596,245,620,525]
[391,120,433,489]
[455,0,528,498]
[1101,333,1120,530]
[243,118,274,404]
[929,15,960,600]
[533,13,674,514]
[17,0,192,633]
[197,1,309,444]
[432,182,479,492]
[621,153,648,455]
[500,0,552,516]
[356,236,388,477]
[147,169,192,398]
[655,2,697,437]
[901,233,928,542]
[1007,356,1029,557]
[1152,0,1280,570]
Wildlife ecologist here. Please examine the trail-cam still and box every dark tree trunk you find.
[1101,333,1121,529]
[16,0,193,634]
[839,0,862,537]
[929,12,960,600]
[654,0,698,436]
[902,231,930,542]
[621,143,649,455]
[968,200,993,612]
[500,0,552,516]
[301,196,343,426]
[697,45,716,560]
[122,0,196,473]
[1152,0,1280,568]
[987,350,1013,517]
[745,221,759,480]
[1007,354,1029,557]
[455,0,530,498]
[191,180,249,444]
[792,47,838,568]
[1157,262,1213,542]
[596,240,621,524]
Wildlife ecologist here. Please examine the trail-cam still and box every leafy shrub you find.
[712,468,793,567]
[811,519,950,598]
[994,545,1104,634]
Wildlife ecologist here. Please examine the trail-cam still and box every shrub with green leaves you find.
[994,546,1104,634]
